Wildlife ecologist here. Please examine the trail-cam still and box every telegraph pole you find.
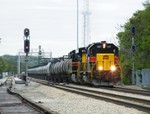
[131,27,136,84]
[23,28,30,86]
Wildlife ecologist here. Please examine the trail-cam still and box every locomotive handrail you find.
[77,62,80,77]
[90,62,97,78]
[77,62,87,77]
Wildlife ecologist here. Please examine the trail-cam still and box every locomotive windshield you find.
[87,43,118,56]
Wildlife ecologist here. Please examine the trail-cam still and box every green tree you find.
[0,55,18,75]
[0,57,5,75]
[117,3,150,84]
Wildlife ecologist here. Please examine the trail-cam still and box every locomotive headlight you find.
[111,66,116,71]
[99,66,103,70]
[102,43,106,48]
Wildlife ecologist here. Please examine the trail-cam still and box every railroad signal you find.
[24,39,30,53]
[23,28,30,86]
[24,28,30,37]
[132,45,135,52]
[131,27,135,36]
[23,28,30,54]
[131,44,136,55]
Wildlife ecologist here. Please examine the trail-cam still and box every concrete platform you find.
[0,77,7,86]
[14,77,25,84]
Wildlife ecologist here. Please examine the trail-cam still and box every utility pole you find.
[131,27,136,84]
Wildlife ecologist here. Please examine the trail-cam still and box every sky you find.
[0,0,145,57]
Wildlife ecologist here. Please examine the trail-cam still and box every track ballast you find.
[30,78,150,113]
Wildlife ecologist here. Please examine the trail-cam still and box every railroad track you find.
[30,78,150,113]
[72,83,150,96]
[0,77,56,114]
[108,86,150,96]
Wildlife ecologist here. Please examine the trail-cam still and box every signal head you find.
[24,39,30,53]
[131,27,135,36]
[24,28,30,37]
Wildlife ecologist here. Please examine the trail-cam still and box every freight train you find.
[27,41,120,86]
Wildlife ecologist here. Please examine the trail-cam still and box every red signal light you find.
[24,39,30,53]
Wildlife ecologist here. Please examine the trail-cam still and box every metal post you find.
[132,54,135,84]
[18,52,20,77]
[50,52,52,60]
[38,45,42,64]
[131,27,136,84]
[77,0,79,49]
[25,54,29,86]
[132,36,135,84]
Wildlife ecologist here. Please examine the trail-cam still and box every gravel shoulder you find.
[12,81,148,114]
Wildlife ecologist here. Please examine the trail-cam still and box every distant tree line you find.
[117,1,150,84]
[0,56,17,76]
[0,54,48,76]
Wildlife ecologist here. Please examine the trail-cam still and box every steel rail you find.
[70,83,150,96]
[112,87,150,96]
[62,85,150,105]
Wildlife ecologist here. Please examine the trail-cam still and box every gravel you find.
[12,80,148,114]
